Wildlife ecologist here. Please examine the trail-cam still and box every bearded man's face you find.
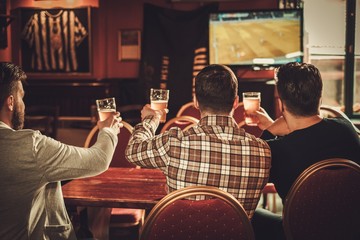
[11,81,25,130]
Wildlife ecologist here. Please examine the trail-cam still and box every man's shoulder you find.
[242,131,270,146]
[0,126,39,138]
[322,118,359,135]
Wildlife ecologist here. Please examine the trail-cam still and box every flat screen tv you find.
[209,9,303,67]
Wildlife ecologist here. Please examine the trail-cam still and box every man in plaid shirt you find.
[125,64,271,218]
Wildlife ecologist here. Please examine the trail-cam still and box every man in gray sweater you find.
[0,62,121,240]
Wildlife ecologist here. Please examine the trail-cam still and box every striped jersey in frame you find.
[22,9,88,72]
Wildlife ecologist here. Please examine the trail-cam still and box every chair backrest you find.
[320,105,360,135]
[235,102,263,137]
[140,185,255,240]
[117,104,143,126]
[84,121,136,168]
[283,158,360,240]
[183,122,198,132]
[176,102,200,119]
[176,102,264,137]
[176,102,246,123]
[239,124,263,138]
[160,115,199,133]
[25,105,59,139]
[320,105,348,118]
[233,102,245,123]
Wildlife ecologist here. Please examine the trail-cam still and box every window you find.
[304,0,359,118]
[352,1,360,117]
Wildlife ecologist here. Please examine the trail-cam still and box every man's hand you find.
[141,104,168,121]
[255,107,274,130]
[97,111,122,134]
[267,116,290,136]
[255,108,290,136]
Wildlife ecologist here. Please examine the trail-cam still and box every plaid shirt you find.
[125,115,271,218]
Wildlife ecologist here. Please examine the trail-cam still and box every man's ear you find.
[278,98,284,113]
[233,95,239,110]
[193,95,199,109]
[7,95,14,111]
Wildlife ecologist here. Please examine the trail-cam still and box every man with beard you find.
[0,62,122,240]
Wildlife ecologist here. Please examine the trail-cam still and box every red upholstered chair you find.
[117,104,143,126]
[261,183,278,213]
[283,158,360,240]
[238,122,264,138]
[234,101,246,124]
[176,101,263,137]
[160,115,199,133]
[183,122,198,131]
[84,121,144,238]
[84,121,137,168]
[176,101,247,123]
[140,186,255,240]
[176,101,200,119]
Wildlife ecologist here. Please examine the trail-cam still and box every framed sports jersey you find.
[19,7,91,74]
[0,0,9,49]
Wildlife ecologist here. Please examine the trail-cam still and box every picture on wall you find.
[118,30,141,61]
[0,0,8,49]
[20,7,91,74]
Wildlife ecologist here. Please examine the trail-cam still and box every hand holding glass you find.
[96,97,116,121]
[150,89,169,123]
[243,92,261,126]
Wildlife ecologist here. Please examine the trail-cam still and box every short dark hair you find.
[276,62,322,116]
[195,64,238,114]
[0,62,27,110]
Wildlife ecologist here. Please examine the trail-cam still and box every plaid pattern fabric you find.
[126,115,271,218]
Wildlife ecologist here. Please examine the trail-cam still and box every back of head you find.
[276,62,322,117]
[0,62,27,111]
[195,64,238,114]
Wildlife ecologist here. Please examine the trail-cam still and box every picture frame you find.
[19,7,91,76]
[118,29,141,61]
[0,0,8,49]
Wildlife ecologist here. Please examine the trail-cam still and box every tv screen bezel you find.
[208,8,304,68]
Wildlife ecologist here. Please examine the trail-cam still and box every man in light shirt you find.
[0,62,122,240]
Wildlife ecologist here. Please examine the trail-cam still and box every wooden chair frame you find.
[83,120,144,238]
[183,122,198,131]
[320,105,360,135]
[176,102,245,124]
[160,115,199,133]
[175,102,263,137]
[140,185,255,240]
[176,101,199,118]
[84,120,133,148]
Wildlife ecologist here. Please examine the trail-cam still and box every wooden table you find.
[62,167,278,239]
[62,168,167,239]
[62,167,167,210]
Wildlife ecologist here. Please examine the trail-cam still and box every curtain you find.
[140,3,218,118]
